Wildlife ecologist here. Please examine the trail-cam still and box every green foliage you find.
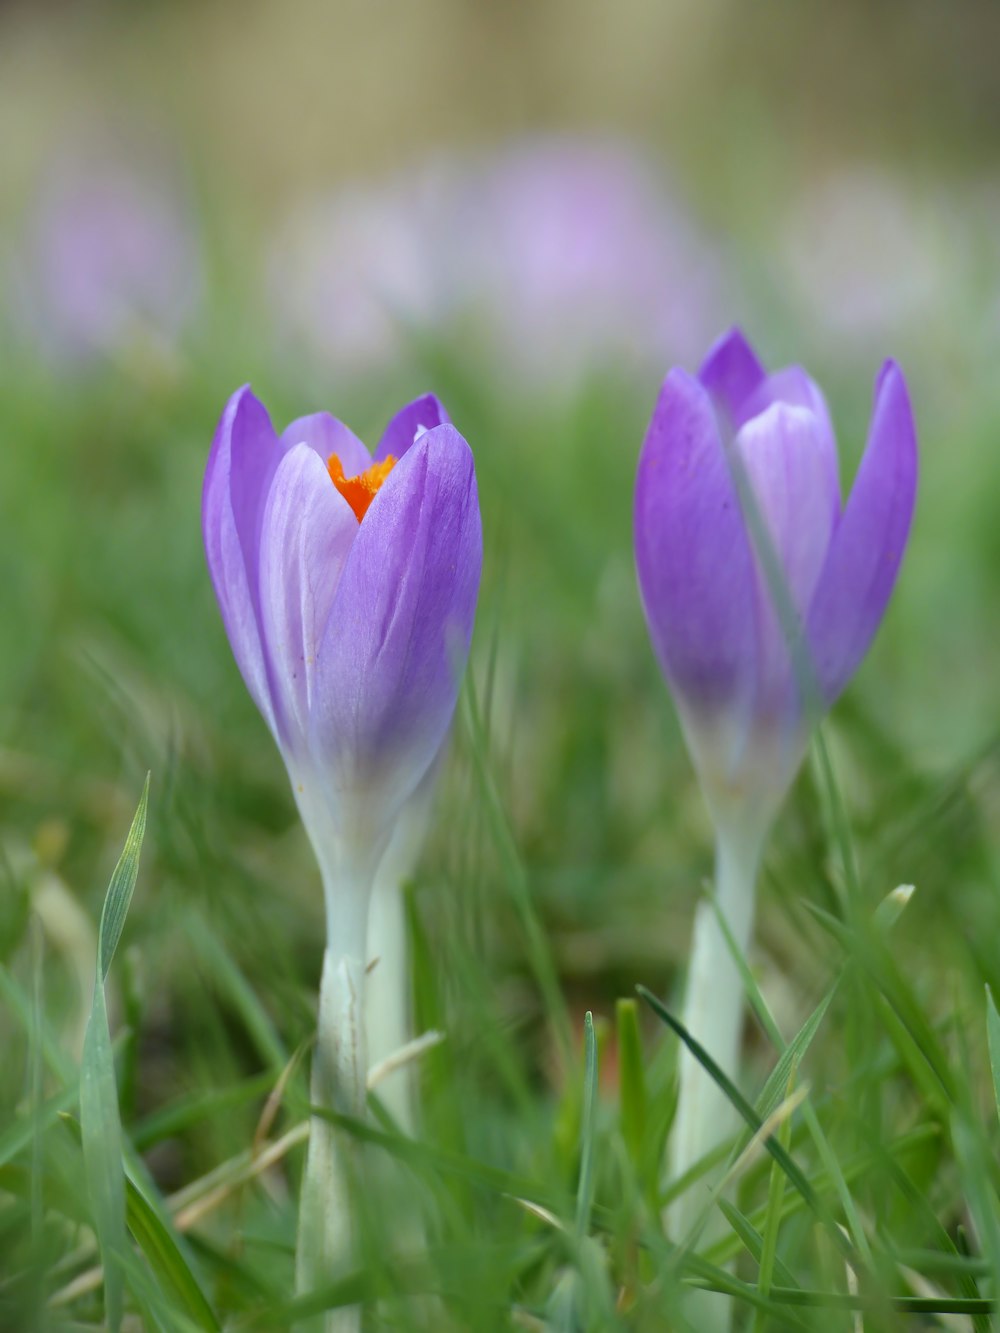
[2,286,1000,1331]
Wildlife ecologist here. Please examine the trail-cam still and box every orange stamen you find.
[327,453,397,523]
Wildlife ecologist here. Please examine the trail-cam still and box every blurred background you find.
[2,0,1000,1301]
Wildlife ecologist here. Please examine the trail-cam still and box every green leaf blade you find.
[80,777,150,1332]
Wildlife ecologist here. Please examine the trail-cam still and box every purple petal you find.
[731,402,840,705]
[806,361,918,703]
[697,327,766,424]
[202,386,277,731]
[257,444,359,747]
[373,393,450,463]
[227,388,286,598]
[740,366,840,510]
[313,424,482,811]
[281,412,371,478]
[634,368,759,708]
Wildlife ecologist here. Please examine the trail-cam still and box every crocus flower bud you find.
[203,389,482,893]
[635,329,917,1266]
[635,327,917,837]
[204,389,481,1313]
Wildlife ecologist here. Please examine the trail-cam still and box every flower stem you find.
[365,777,434,1135]
[366,876,412,1130]
[668,824,762,1240]
[293,825,379,1333]
[295,946,367,1332]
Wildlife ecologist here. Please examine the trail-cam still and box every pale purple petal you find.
[741,366,840,510]
[697,327,766,424]
[732,402,840,705]
[258,444,359,746]
[313,425,482,810]
[634,369,759,708]
[374,393,450,463]
[806,361,917,702]
[281,413,371,478]
[202,386,276,731]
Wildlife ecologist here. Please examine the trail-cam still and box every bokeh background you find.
[2,2,1000,1322]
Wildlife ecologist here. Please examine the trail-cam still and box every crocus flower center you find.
[327,453,397,523]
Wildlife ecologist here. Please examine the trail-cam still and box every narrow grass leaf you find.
[616,998,646,1169]
[574,1011,598,1240]
[81,975,126,1330]
[710,888,784,1049]
[754,1064,797,1328]
[753,987,834,1126]
[985,985,1000,1126]
[873,884,915,932]
[80,776,150,1332]
[636,984,857,1269]
[97,775,150,982]
[125,1172,220,1331]
[716,1199,798,1289]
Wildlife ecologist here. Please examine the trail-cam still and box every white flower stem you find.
[668,823,763,1242]
[366,874,412,1129]
[295,850,375,1333]
[364,765,437,1134]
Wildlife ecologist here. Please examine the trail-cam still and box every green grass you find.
[2,264,1000,1332]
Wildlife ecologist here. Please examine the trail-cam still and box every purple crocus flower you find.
[12,151,200,366]
[471,135,727,389]
[267,162,465,380]
[635,326,917,831]
[635,329,917,1248]
[204,387,481,1299]
[203,389,482,883]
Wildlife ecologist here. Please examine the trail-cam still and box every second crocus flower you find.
[203,389,482,1323]
[635,328,917,1244]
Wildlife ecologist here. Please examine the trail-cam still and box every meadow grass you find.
[1,310,1000,1331]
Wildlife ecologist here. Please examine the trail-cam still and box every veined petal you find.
[806,361,917,703]
[313,424,482,814]
[281,412,371,478]
[634,368,759,709]
[374,393,450,462]
[697,326,766,424]
[732,402,839,706]
[258,444,359,747]
[202,385,277,731]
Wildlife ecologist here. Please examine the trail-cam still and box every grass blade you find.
[616,998,646,1170]
[125,1171,220,1331]
[574,1011,598,1240]
[985,985,1000,1125]
[754,1064,797,1327]
[636,984,857,1269]
[716,1198,799,1290]
[97,775,150,982]
[80,775,150,1332]
[753,987,834,1126]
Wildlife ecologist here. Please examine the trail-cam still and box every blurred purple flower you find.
[203,388,482,868]
[267,164,465,378]
[470,136,727,387]
[635,327,917,827]
[266,136,728,390]
[12,151,201,365]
